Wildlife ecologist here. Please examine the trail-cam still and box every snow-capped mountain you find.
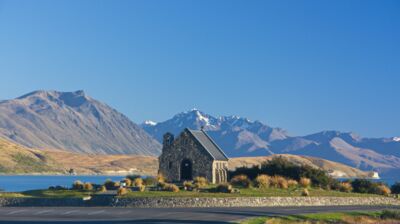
[142,109,400,173]
[141,109,289,157]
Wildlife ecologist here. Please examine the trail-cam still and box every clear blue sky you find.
[0,0,399,137]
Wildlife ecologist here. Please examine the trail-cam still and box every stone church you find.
[158,128,229,184]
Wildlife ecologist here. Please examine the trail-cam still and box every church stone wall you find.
[159,130,215,183]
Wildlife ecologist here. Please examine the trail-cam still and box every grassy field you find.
[121,186,379,198]
[240,210,400,224]
[0,190,93,198]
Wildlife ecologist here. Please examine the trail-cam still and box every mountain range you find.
[0,90,160,155]
[1,90,399,180]
[142,109,400,174]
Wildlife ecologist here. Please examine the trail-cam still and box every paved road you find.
[0,205,398,224]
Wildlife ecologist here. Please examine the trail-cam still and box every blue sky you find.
[0,0,399,137]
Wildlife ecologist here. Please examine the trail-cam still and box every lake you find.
[0,175,126,192]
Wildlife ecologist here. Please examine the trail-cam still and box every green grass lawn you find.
[240,210,400,224]
[121,186,379,198]
[0,185,383,199]
[21,189,93,198]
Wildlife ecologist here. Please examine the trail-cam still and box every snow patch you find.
[393,137,400,142]
[143,120,157,126]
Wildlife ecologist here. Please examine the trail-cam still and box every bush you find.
[123,178,132,187]
[157,173,165,183]
[301,188,310,196]
[104,179,118,190]
[254,175,270,188]
[143,177,157,186]
[229,157,333,188]
[133,178,144,187]
[391,182,400,194]
[183,181,193,190]
[72,180,84,190]
[230,175,251,188]
[287,179,298,188]
[299,177,311,188]
[193,176,208,188]
[138,185,146,192]
[376,185,391,196]
[277,177,288,189]
[163,183,179,192]
[126,175,141,181]
[339,182,353,193]
[215,183,233,193]
[83,182,93,191]
[117,187,129,196]
[99,185,107,192]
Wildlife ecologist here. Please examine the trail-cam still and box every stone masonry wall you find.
[159,130,214,182]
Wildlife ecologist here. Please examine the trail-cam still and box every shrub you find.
[376,185,391,196]
[339,182,353,193]
[254,175,270,188]
[277,177,288,189]
[351,179,381,194]
[229,157,333,188]
[123,178,132,187]
[126,175,141,181]
[183,181,193,190]
[163,183,179,192]
[269,176,280,188]
[300,177,311,188]
[99,185,107,192]
[230,175,251,188]
[117,187,129,196]
[301,188,310,196]
[287,179,298,188]
[83,182,93,191]
[215,183,233,193]
[104,179,117,190]
[72,180,84,190]
[143,177,157,186]
[193,177,208,188]
[138,185,146,192]
[157,173,165,183]
[391,182,400,194]
[133,178,144,187]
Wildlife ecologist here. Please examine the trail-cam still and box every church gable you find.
[158,129,229,184]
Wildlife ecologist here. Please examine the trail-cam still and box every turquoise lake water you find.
[0,175,126,192]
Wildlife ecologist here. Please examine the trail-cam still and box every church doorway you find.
[180,159,192,181]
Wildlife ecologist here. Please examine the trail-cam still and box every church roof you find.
[187,129,229,161]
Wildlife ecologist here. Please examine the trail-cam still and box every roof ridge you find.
[186,128,228,161]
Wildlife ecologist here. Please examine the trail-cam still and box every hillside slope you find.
[0,138,62,174]
[0,138,158,175]
[0,90,161,155]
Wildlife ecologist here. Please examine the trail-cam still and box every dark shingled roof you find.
[187,129,229,161]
